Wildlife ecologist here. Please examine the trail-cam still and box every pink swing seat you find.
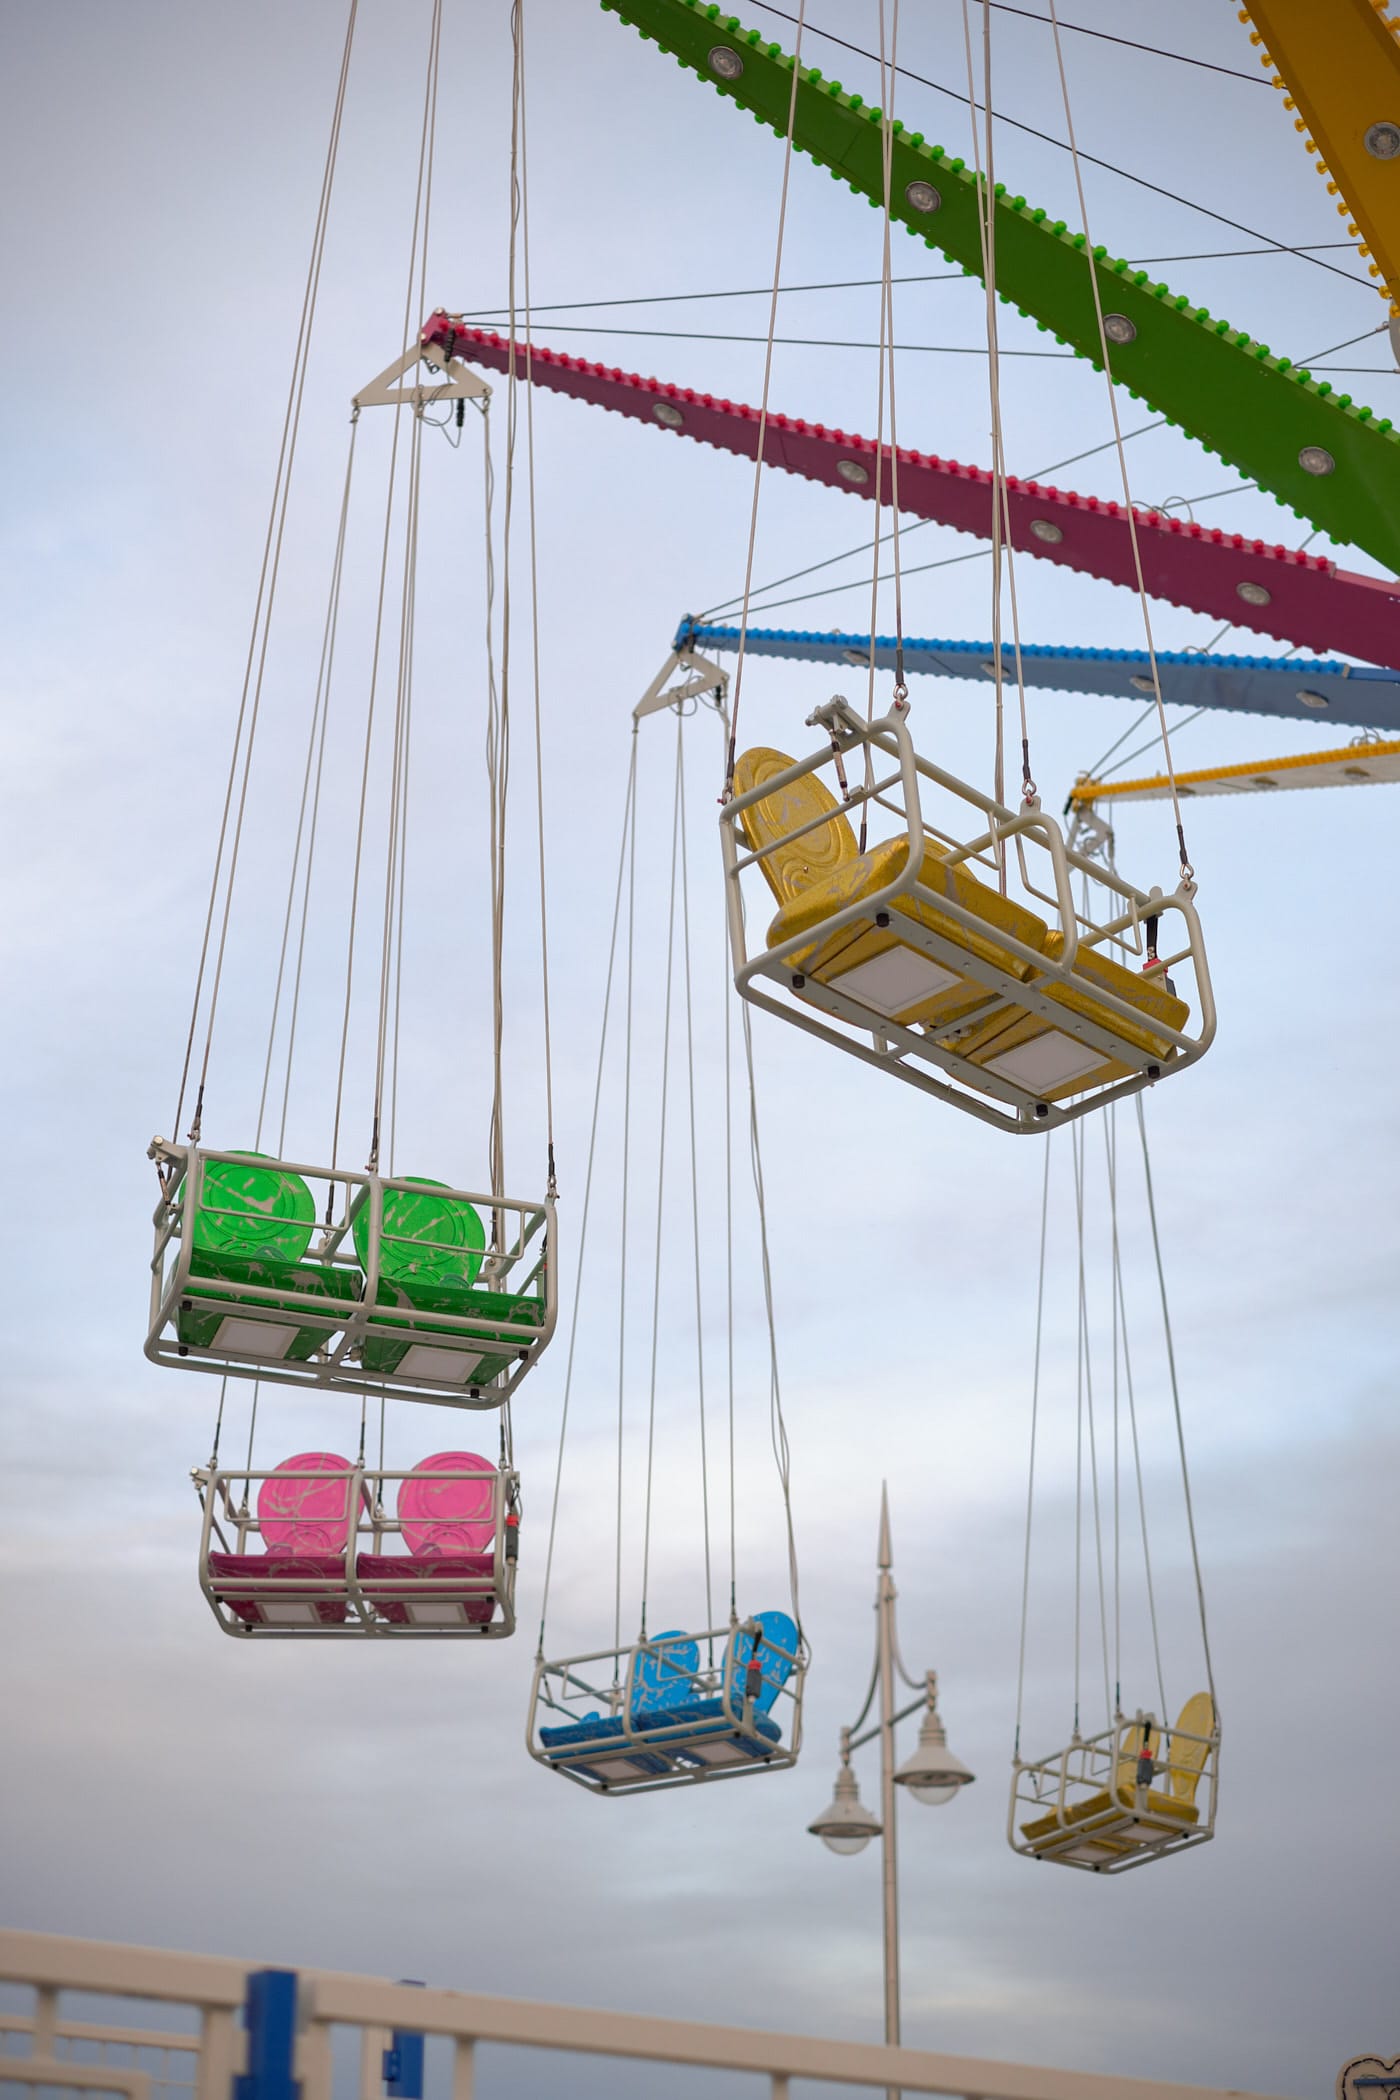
[356,1451,502,1629]
[207,1451,360,1629]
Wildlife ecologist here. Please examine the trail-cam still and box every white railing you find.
[0,1930,1295,2100]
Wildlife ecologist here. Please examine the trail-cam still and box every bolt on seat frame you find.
[147,1141,556,1407]
[1008,1708,1220,1872]
[195,1460,520,1639]
[527,1621,807,1795]
[719,697,1215,1132]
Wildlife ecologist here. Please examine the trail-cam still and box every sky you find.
[1,4,1398,2098]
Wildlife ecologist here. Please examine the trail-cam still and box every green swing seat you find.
[353,1179,546,1388]
[177,1156,359,1361]
[177,1157,544,1387]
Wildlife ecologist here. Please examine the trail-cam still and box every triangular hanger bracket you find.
[634,647,731,724]
[353,343,491,412]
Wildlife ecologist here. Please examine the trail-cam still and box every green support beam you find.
[601,0,1400,573]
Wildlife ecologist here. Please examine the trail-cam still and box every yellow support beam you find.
[1237,0,1400,314]
[1070,736,1400,805]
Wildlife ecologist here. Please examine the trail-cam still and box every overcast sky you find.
[2,5,1398,2098]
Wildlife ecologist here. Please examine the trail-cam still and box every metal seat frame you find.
[719,696,1215,1133]
[195,1460,519,1639]
[527,1621,807,1796]
[1008,1708,1220,1872]
[146,1140,556,1408]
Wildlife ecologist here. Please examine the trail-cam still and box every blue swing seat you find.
[538,1612,798,1788]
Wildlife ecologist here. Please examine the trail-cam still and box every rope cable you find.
[676,721,715,1637]
[721,0,808,796]
[1013,1136,1052,1761]
[723,867,738,1619]
[371,405,426,1167]
[329,4,442,1176]
[1070,1118,1114,1734]
[615,748,640,1666]
[960,0,1035,816]
[1045,0,1192,884]
[1135,1095,1217,1708]
[173,0,358,1143]
[638,726,686,1635]
[511,0,558,1195]
[536,744,640,1650]
[738,952,804,1634]
[1104,1105,1169,1724]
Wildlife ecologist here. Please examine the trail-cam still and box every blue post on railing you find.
[234,1970,299,2100]
[382,1980,425,2100]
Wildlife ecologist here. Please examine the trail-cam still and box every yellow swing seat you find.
[734,747,1050,1034]
[937,934,1191,1102]
[1017,1694,1216,1871]
[733,745,1191,1103]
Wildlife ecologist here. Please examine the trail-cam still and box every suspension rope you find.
[1012,1136,1052,1761]
[615,749,639,1667]
[1104,1105,1169,1724]
[1135,1095,1217,1708]
[960,0,1035,820]
[723,829,738,1620]
[480,399,508,1203]
[638,727,686,1636]
[329,3,442,1179]
[372,0,442,1170]
[737,948,804,1634]
[536,745,639,1652]
[511,0,558,1197]
[722,1,808,797]
[675,722,715,1637]
[275,456,356,1172]
[1071,1118,1114,1734]
[371,406,426,1168]
[858,0,904,851]
[1045,0,1192,885]
[1109,1104,1122,1713]
[253,420,359,1157]
[173,1,358,1145]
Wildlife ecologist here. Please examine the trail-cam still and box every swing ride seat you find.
[1011,1695,1218,1873]
[206,1552,357,1630]
[721,702,1213,1131]
[149,1142,556,1408]
[196,1452,519,1639]
[203,1452,366,1632]
[534,1612,802,1793]
[176,1251,362,1362]
[934,936,1192,1103]
[354,1450,512,1631]
[359,1279,548,1391]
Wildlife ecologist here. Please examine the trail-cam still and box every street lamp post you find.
[806,1486,974,2082]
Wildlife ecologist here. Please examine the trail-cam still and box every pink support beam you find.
[422,313,1400,673]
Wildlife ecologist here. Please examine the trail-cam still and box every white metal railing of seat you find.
[0,1930,1298,2100]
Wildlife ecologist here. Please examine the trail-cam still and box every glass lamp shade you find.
[808,1764,882,1855]
[893,1707,975,1805]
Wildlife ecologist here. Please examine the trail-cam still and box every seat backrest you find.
[257,1453,357,1553]
[727,1610,800,1715]
[353,1176,485,1290]
[192,1154,316,1266]
[630,1631,701,1715]
[1167,1691,1216,1804]
[732,748,858,906]
[397,1451,497,1556]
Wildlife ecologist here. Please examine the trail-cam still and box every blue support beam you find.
[674,621,1400,734]
[234,1971,299,2100]
[382,1981,426,2100]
